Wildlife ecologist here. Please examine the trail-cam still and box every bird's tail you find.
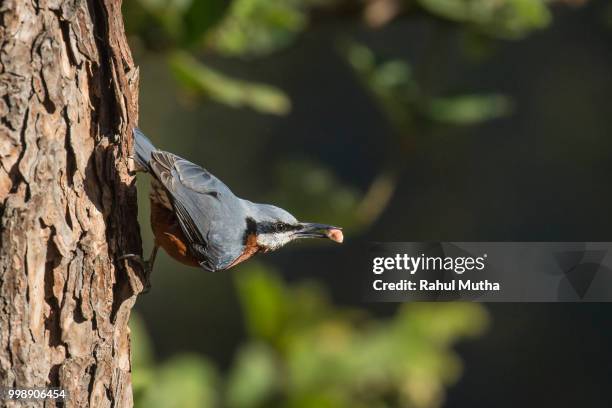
[133,128,156,172]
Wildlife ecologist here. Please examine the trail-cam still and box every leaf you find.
[129,312,154,369]
[226,343,280,408]
[426,94,512,125]
[417,0,551,39]
[182,0,229,46]
[397,303,489,345]
[206,0,307,57]
[169,51,291,115]
[138,355,219,408]
[235,264,289,340]
[344,41,376,74]
[342,41,420,134]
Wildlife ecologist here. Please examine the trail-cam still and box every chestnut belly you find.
[150,198,200,267]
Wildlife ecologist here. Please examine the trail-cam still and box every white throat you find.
[256,231,295,251]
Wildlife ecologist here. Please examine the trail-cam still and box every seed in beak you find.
[326,228,343,243]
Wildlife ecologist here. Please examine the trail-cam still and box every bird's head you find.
[248,204,343,252]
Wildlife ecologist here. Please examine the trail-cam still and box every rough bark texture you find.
[0,0,143,406]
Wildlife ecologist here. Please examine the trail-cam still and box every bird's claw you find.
[119,253,153,293]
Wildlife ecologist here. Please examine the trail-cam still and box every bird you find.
[122,128,343,287]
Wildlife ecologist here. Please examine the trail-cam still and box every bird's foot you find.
[118,253,153,293]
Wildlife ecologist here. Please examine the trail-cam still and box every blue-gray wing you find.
[148,151,246,271]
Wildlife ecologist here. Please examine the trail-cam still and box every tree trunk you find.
[0,0,143,406]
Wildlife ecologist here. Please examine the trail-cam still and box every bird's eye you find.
[275,222,285,231]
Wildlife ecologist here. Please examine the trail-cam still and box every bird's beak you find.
[296,223,344,243]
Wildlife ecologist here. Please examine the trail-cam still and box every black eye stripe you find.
[256,221,300,234]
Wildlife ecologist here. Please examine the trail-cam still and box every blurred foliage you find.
[206,0,308,57]
[124,0,553,114]
[417,0,551,39]
[427,94,512,125]
[124,0,552,220]
[344,41,512,136]
[124,0,294,115]
[132,264,488,408]
[270,160,361,230]
[124,0,578,406]
[169,51,291,114]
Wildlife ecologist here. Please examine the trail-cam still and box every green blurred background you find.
[122,0,612,406]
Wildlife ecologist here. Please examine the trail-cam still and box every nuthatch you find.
[123,129,343,284]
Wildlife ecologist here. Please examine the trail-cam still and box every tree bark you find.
[0,0,143,406]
